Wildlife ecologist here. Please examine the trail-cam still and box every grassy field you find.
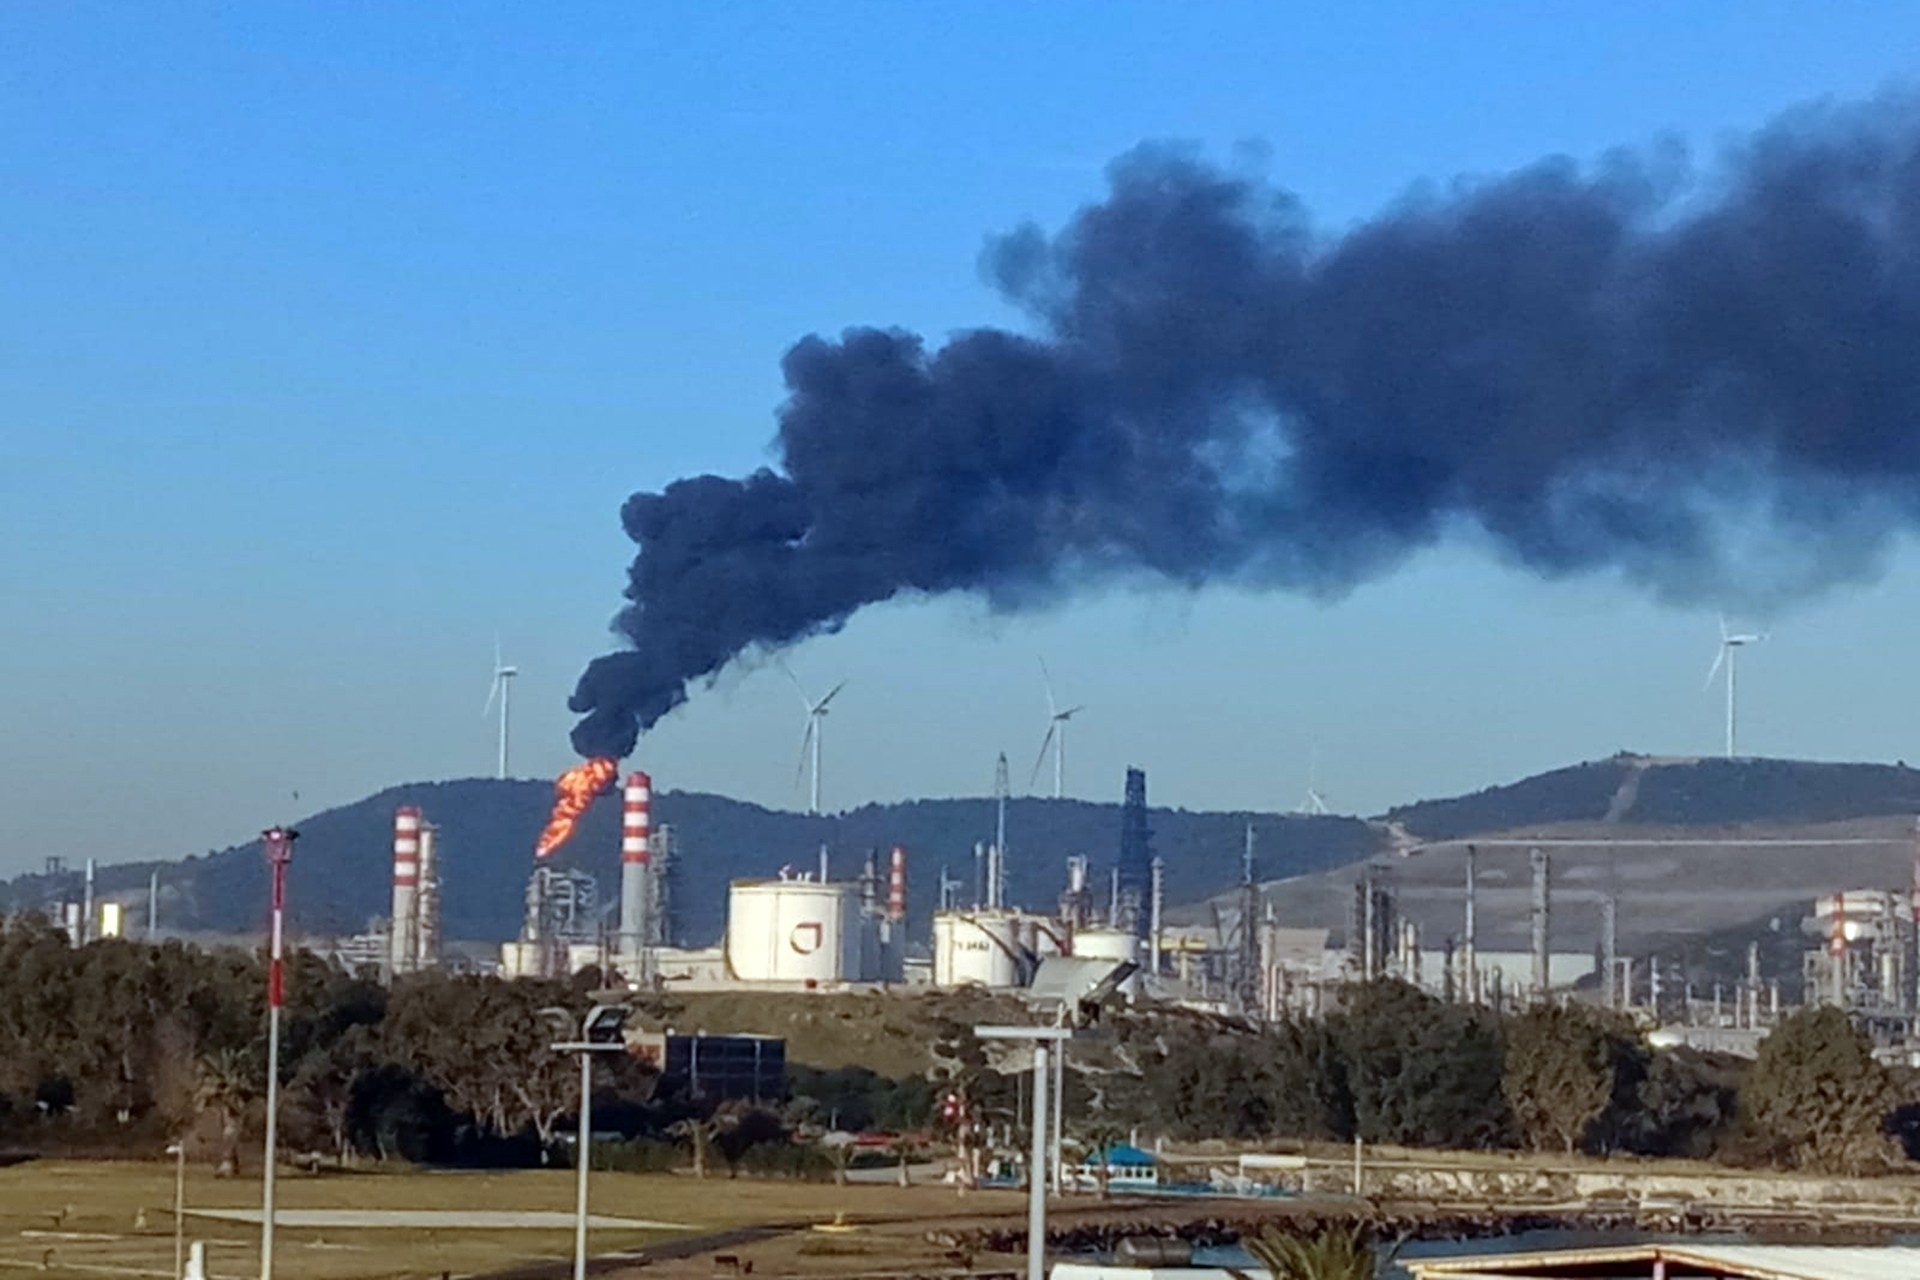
[0,1160,1023,1280]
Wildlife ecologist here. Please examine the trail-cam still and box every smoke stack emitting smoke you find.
[567,99,1920,761]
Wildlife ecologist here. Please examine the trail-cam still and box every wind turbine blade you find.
[1038,656,1058,716]
[1060,705,1086,719]
[1718,613,1729,643]
[794,719,816,789]
[483,634,503,714]
[815,679,848,712]
[1031,724,1057,787]
[777,658,815,710]
[1703,645,1726,692]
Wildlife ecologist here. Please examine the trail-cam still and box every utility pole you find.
[995,753,1010,907]
[259,827,298,1280]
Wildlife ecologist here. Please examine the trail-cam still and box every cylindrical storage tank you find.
[1072,926,1142,996]
[932,911,1025,988]
[727,880,861,984]
[498,941,542,979]
[1029,916,1070,959]
[1072,926,1141,964]
[98,901,125,940]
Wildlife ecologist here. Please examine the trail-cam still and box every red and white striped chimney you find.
[389,806,421,977]
[887,844,907,923]
[619,772,652,961]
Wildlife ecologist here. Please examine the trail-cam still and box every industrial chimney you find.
[414,822,441,970]
[1462,844,1478,1003]
[620,771,652,973]
[1529,847,1551,1003]
[887,845,907,923]
[389,807,421,978]
[1601,893,1618,1010]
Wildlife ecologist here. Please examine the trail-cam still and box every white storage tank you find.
[1028,915,1070,959]
[933,911,1028,988]
[498,941,543,979]
[727,878,863,984]
[1072,927,1141,964]
[1072,926,1142,995]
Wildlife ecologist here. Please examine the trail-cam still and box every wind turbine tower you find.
[484,642,519,780]
[1031,658,1085,799]
[1704,616,1767,758]
[785,666,847,816]
[1295,747,1331,816]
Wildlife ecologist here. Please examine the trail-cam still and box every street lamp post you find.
[550,1004,630,1280]
[167,1141,186,1280]
[258,826,296,1280]
[974,1025,1080,1280]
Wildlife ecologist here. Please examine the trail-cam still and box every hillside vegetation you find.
[1386,753,1920,841]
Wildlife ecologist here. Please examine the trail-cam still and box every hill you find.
[1384,753,1920,842]
[0,778,1379,945]
[1184,754,1920,961]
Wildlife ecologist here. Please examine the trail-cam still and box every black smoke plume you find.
[571,99,1920,758]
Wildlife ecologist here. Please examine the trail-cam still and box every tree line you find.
[1097,979,1920,1175]
[3,917,1918,1178]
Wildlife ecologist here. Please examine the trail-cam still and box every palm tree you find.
[194,1049,258,1177]
[1232,1226,1384,1280]
[668,1117,716,1180]
[1070,1124,1125,1199]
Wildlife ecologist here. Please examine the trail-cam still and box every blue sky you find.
[5,4,1920,875]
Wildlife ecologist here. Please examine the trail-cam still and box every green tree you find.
[1502,1004,1639,1153]
[1332,981,1508,1148]
[1740,1006,1899,1174]
[1627,1047,1741,1159]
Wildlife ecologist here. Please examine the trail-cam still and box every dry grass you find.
[0,1160,1022,1280]
[631,989,1028,1078]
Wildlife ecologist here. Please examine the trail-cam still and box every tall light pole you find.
[259,826,297,1280]
[550,1005,630,1280]
[974,1025,1078,1280]
[167,1140,185,1280]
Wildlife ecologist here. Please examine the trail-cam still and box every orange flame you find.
[535,757,619,858]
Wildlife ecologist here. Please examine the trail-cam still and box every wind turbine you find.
[483,639,519,779]
[1295,747,1331,816]
[1030,658,1085,800]
[1704,616,1767,759]
[784,665,847,816]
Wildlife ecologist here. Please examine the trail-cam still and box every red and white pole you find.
[887,845,907,923]
[260,826,297,1280]
[619,773,652,969]
[389,807,421,978]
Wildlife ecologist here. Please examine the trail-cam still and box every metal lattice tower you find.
[1117,767,1152,936]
